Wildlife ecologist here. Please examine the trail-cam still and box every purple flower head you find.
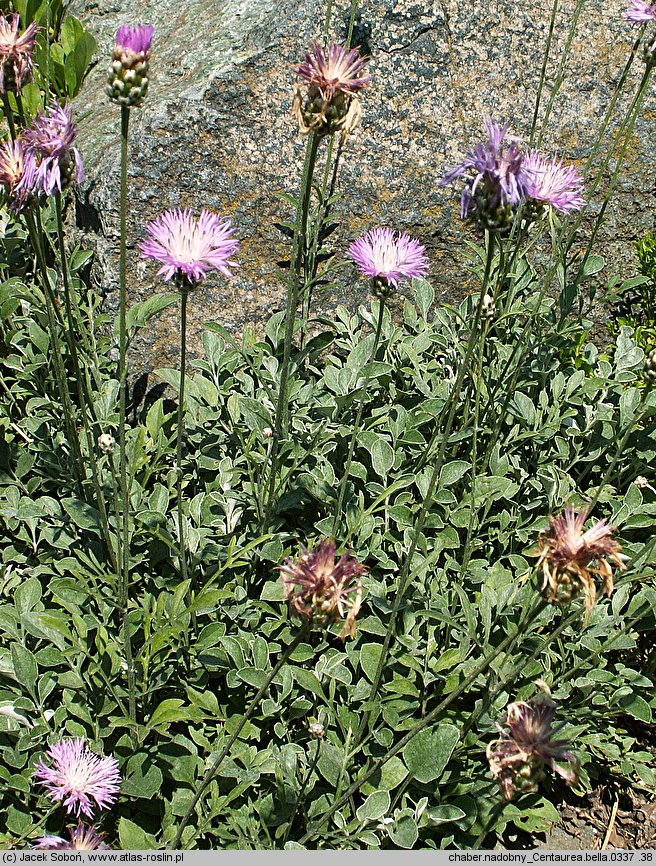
[296,42,370,99]
[22,102,83,195]
[138,208,239,286]
[33,738,121,818]
[34,825,109,851]
[115,23,153,55]
[523,150,586,214]
[0,13,38,94]
[487,694,579,801]
[0,138,38,212]
[348,227,429,293]
[441,119,528,230]
[627,0,656,21]
[108,24,152,106]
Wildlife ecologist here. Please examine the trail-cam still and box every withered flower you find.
[536,506,626,617]
[280,538,365,639]
[293,42,370,138]
[487,694,579,801]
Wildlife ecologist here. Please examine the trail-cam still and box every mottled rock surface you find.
[70,0,654,370]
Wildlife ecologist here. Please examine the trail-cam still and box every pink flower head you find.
[441,119,528,226]
[280,538,366,640]
[295,42,370,99]
[34,824,109,850]
[627,0,656,21]
[0,13,38,94]
[0,138,38,212]
[139,208,239,286]
[487,694,579,801]
[536,506,627,616]
[22,102,83,195]
[523,150,586,214]
[33,738,121,818]
[348,227,429,291]
[115,23,153,54]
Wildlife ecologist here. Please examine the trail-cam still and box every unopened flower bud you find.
[481,293,497,322]
[107,24,153,107]
[98,433,115,454]
[308,721,325,739]
[263,426,273,439]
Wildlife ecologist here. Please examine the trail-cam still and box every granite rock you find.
[70,0,654,371]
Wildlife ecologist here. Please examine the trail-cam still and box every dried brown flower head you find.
[280,538,365,639]
[487,694,579,801]
[0,13,37,95]
[536,506,626,617]
[293,42,370,138]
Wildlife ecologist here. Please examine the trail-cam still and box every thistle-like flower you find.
[0,138,38,212]
[33,738,121,818]
[22,102,83,195]
[34,825,109,851]
[280,538,366,639]
[523,150,586,216]
[487,694,579,801]
[138,208,239,287]
[440,119,527,231]
[293,41,370,138]
[348,227,429,298]
[536,506,626,617]
[107,23,153,107]
[0,13,38,94]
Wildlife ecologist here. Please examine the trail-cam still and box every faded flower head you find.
[487,694,579,801]
[440,119,527,231]
[139,208,239,287]
[107,23,153,107]
[34,824,109,851]
[293,41,370,137]
[22,102,83,195]
[33,738,121,818]
[0,138,38,212]
[0,13,38,94]
[348,227,429,297]
[536,506,626,617]
[523,150,586,216]
[280,538,366,639]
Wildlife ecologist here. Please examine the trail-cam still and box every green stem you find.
[24,211,84,492]
[54,192,117,573]
[299,599,546,846]
[176,281,190,589]
[1,92,17,140]
[264,132,321,528]
[356,232,497,744]
[281,738,323,847]
[118,104,137,741]
[332,297,386,535]
[529,0,558,145]
[173,624,311,849]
